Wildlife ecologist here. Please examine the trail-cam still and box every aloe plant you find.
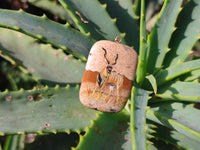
[0,0,200,149]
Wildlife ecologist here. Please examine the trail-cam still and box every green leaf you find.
[131,86,149,150]
[0,9,94,59]
[76,111,131,150]
[133,0,140,17]
[151,123,200,150]
[136,0,147,84]
[147,102,200,143]
[146,74,157,94]
[146,0,182,73]
[156,59,200,86]
[4,135,25,150]
[163,0,200,67]
[155,81,200,102]
[146,0,164,21]
[0,86,96,134]
[0,28,85,83]
[59,0,125,43]
[181,68,200,82]
[27,0,76,26]
[99,0,139,50]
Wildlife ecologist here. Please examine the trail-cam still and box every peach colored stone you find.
[80,40,138,113]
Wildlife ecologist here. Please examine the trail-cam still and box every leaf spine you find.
[65,22,70,27]
[102,3,107,9]
[41,14,48,19]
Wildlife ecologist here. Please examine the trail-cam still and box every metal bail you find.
[114,36,122,43]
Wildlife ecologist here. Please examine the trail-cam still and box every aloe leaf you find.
[133,0,140,17]
[4,135,25,150]
[146,144,158,150]
[76,111,131,150]
[131,86,149,150]
[0,9,94,59]
[4,135,18,150]
[155,81,200,102]
[99,0,139,50]
[146,74,157,94]
[0,86,96,134]
[0,28,85,83]
[181,69,200,82]
[147,102,200,143]
[59,0,125,43]
[156,59,200,86]
[136,0,147,84]
[146,0,182,74]
[26,0,75,25]
[146,0,164,22]
[163,0,200,67]
[151,123,200,149]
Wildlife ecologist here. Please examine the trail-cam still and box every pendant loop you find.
[114,36,122,43]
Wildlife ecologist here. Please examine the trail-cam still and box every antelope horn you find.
[102,47,110,64]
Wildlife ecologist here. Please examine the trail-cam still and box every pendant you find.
[79,39,138,113]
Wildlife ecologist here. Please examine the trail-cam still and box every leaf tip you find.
[65,22,70,27]
[44,85,49,89]
[85,32,91,37]
[51,130,57,134]
[55,84,59,89]
[4,89,9,93]
[41,14,48,19]
[147,140,154,145]
[37,35,45,40]
[102,3,107,9]
[121,32,126,39]
[166,47,171,53]
[19,88,24,91]
[0,133,5,136]
[13,26,21,31]
[112,17,117,23]
[60,46,67,51]
[193,79,199,83]
[36,131,43,134]
[18,9,25,12]
[179,7,183,13]
[71,147,76,150]
[62,130,69,134]
[75,84,80,88]
[172,27,177,32]
[66,84,70,88]
[177,59,182,64]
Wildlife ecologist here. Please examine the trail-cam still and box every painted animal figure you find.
[95,47,124,101]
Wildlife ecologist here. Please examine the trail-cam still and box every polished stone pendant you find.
[79,40,138,113]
